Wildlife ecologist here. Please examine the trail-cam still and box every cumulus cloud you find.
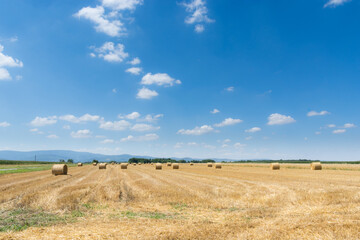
[126,67,142,75]
[226,86,234,92]
[136,87,159,99]
[234,143,246,148]
[91,42,128,62]
[343,123,355,128]
[30,116,57,127]
[177,125,214,135]
[101,0,143,10]
[71,129,92,138]
[267,113,295,125]
[143,114,163,122]
[59,114,100,123]
[245,127,261,133]
[99,120,131,131]
[121,133,159,142]
[128,57,140,65]
[100,139,115,144]
[333,129,346,134]
[324,0,350,8]
[307,110,330,117]
[0,121,10,127]
[210,109,219,114]
[327,124,336,128]
[47,134,59,139]
[214,118,242,127]
[0,44,23,80]
[141,73,181,86]
[125,112,140,119]
[74,6,125,37]
[131,123,160,131]
[181,0,214,33]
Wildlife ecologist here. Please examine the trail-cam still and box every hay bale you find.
[78,163,83,167]
[111,162,115,165]
[155,163,162,170]
[92,162,97,166]
[167,162,172,166]
[207,163,213,167]
[139,163,142,165]
[133,163,136,166]
[311,162,322,170]
[99,163,107,169]
[190,163,194,166]
[52,164,68,176]
[121,163,128,169]
[270,163,280,170]
[215,163,222,169]
[172,163,179,169]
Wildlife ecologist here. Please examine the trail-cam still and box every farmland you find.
[0,163,360,239]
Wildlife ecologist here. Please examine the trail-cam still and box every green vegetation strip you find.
[0,208,82,232]
[0,164,77,175]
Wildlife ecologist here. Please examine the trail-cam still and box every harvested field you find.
[1,163,360,239]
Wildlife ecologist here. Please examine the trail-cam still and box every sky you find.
[0,0,359,161]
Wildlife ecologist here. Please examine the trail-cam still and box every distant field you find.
[0,163,77,175]
[0,163,360,239]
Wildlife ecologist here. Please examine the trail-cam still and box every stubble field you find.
[0,163,360,240]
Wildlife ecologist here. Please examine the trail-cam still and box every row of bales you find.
[51,161,323,176]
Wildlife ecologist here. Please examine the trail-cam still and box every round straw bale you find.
[133,163,136,166]
[207,163,213,167]
[78,163,83,167]
[270,163,280,170]
[111,162,115,165]
[167,162,172,166]
[172,163,179,169]
[311,162,322,170]
[52,164,68,175]
[121,163,128,169]
[92,162,97,166]
[155,163,162,170]
[99,163,107,169]
[215,163,222,169]
[190,163,194,166]
[139,163,142,165]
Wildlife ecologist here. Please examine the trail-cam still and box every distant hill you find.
[0,150,273,163]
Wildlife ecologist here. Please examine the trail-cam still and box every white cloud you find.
[0,68,11,80]
[315,131,321,135]
[121,133,159,142]
[234,143,246,148]
[30,116,57,127]
[307,110,330,117]
[174,142,184,148]
[245,136,253,140]
[131,123,160,132]
[267,113,295,125]
[188,142,198,146]
[74,6,124,37]
[99,120,131,131]
[136,87,159,99]
[112,88,117,93]
[343,123,355,128]
[59,114,100,123]
[226,86,234,92]
[141,73,181,86]
[327,124,336,128]
[63,125,71,130]
[245,127,261,133]
[100,139,115,144]
[210,108,219,114]
[333,129,346,134]
[324,0,350,8]
[128,57,141,65]
[195,24,204,33]
[143,114,163,122]
[92,42,128,62]
[126,67,142,75]
[126,112,140,119]
[177,125,214,135]
[181,0,214,33]
[71,129,92,138]
[0,44,23,80]
[0,121,10,127]
[214,118,242,127]
[47,134,59,139]
[29,128,44,134]
[101,0,143,10]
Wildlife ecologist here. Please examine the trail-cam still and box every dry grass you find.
[0,163,360,239]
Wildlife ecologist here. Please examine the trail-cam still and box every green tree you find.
[67,159,74,163]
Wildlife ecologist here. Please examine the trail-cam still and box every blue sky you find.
[0,0,359,160]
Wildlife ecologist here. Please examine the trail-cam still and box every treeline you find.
[128,158,215,164]
[232,159,360,164]
[0,160,59,165]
